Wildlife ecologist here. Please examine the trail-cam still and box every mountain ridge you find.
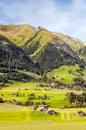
[0,24,86,73]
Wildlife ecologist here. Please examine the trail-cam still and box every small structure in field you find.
[77,111,86,116]
[51,82,57,88]
[16,101,22,105]
[40,105,48,112]
[0,94,3,97]
[32,104,39,112]
[46,110,57,115]
[11,99,17,104]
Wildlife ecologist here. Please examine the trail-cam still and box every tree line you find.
[66,92,86,108]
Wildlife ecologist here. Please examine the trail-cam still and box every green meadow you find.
[0,103,86,130]
[0,81,82,107]
[0,81,86,130]
[46,64,83,85]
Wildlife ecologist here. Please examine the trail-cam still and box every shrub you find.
[0,97,4,103]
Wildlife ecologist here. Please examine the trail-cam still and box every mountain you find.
[53,32,85,52]
[0,24,85,51]
[0,34,41,85]
[0,24,86,73]
[22,29,85,72]
[0,24,37,46]
[0,34,38,71]
[78,47,86,61]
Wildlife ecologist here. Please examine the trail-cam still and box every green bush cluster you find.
[66,92,86,107]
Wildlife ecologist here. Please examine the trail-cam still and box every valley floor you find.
[0,103,86,130]
[0,82,86,130]
[0,121,86,130]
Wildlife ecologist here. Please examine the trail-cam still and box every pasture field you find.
[0,81,82,107]
[0,104,86,130]
[0,121,86,130]
[0,81,86,130]
[46,64,86,85]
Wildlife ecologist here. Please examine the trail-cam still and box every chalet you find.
[46,110,57,115]
[51,82,57,88]
[40,105,48,112]
[32,105,38,112]
[77,111,86,116]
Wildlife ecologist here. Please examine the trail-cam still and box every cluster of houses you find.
[32,104,57,115]
[32,104,86,116]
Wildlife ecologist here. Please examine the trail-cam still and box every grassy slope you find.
[0,24,36,46]
[54,32,85,52]
[30,30,52,59]
[46,64,86,85]
[17,70,41,80]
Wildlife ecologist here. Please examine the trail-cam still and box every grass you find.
[30,30,52,59]
[46,64,85,85]
[0,104,86,130]
[0,103,86,123]
[0,111,29,122]
[0,122,86,130]
[0,81,82,107]
[0,81,86,130]
[0,24,36,46]
[82,68,86,75]
[17,70,41,79]
[0,104,31,122]
[0,81,82,108]
[0,73,3,75]
[2,122,86,130]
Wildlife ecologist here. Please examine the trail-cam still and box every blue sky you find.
[0,0,86,41]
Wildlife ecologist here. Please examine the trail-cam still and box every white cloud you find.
[64,0,86,41]
[0,0,86,41]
